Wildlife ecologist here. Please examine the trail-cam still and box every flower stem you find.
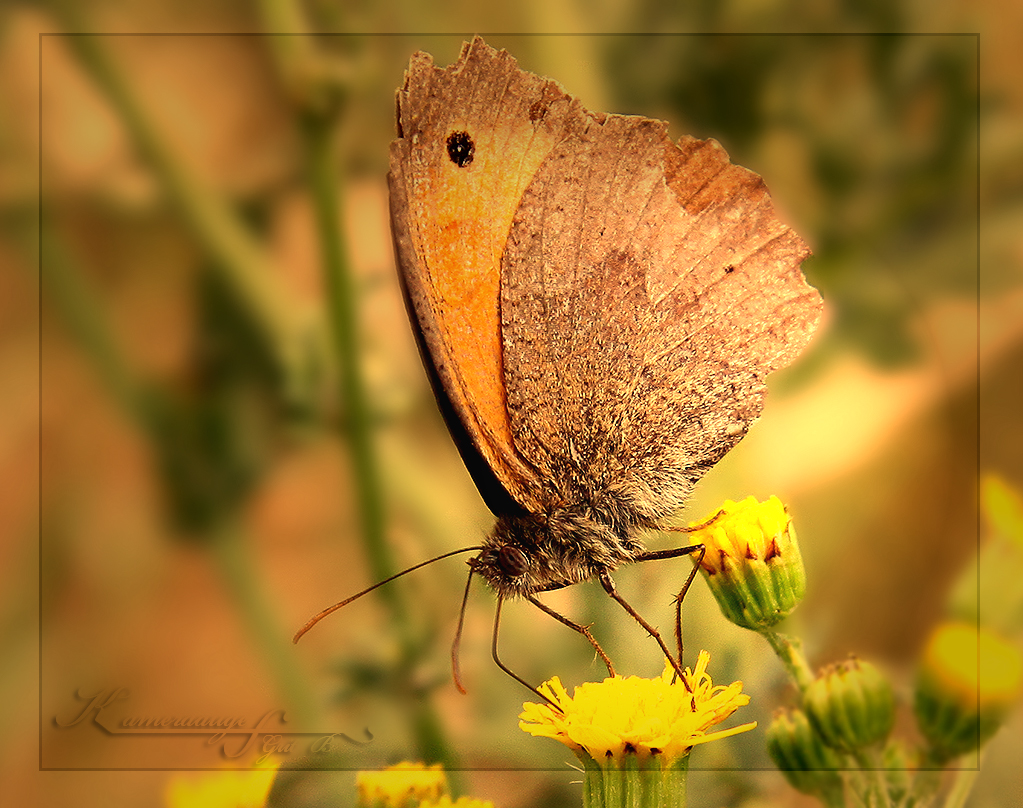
[761,629,815,693]
[208,517,319,727]
[301,92,458,777]
[582,756,604,808]
[42,188,322,734]
[40,225,148,428]
[851,747,893,808]
[913,747,947,805]
[581,756,688,808]
[52,4,320,407]
[302,115,391,597]
[941,750,980,808]
[663,758,689,808]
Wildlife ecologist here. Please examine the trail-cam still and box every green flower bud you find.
[803,658,895,753]
[766,708,845,800]
[688,496,805,631]
[914,622,1023,762]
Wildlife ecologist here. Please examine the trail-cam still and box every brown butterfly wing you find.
[500,115,822,520]
[388,38,591,514]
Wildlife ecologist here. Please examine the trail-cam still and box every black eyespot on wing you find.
[446,131,475,167]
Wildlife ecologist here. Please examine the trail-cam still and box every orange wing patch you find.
[389,38,586,510]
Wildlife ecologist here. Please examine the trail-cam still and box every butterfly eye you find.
[497,545,529,577]
[446,131,475,167]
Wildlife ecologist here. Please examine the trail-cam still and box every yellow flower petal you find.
[165,765,277,808]
[923,622,1023,709]
[356,761,447,807]
[520,652,754,766]
[418,798,495,808]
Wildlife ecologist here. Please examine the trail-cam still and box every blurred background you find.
[3,1,1022,806]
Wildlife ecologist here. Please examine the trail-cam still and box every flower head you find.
[688,496,805,630]
[982,473,1023,546]
[519,651,755,766]
[804,657,895,753]
[165,764,277,808]
[766,708,844,800]
[914,621,1023,761]
[418,799,495,808]
[356,761,447,808]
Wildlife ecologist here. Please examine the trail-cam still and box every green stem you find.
[581,755,688,808]
[207,518,319,728]
[50,6,319,406]
[852,747,893,808]
[941,749,980,808]
[913,747,946,806]
[302,107,457,775]
[255,0,329,113]
[664,757,689,808]
[42,228,322,731]
[40,9,327,750]
[40,224,149,428]
[582,754,604,807]
[821,786,848,808]
[761,630,815,693]
[602,760,624,808]
[302,113,400,628]
[302,94,396,634]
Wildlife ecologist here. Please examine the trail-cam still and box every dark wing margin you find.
[387,38,591,517]
[390,245,529,518]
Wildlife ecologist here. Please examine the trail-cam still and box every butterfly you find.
[298,38,822,700]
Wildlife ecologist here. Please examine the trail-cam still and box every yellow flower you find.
[687,496,805,630]
[164,764,277,808]
[418,798,495,808]
[923,622,1023,707]
[356,761,447,808]
[915,621,1023,760]
[691,495,790,557]
[982,473,1023,547]
[519,651,755,766]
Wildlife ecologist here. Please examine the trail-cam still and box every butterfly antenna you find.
[293,546,484,643]
[450,565,475,694]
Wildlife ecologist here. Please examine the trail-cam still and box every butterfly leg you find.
[598,571,690,689]
[677,508,725,532]
[632,542,706,669]
[491,596,563,711]
[526,594,616,677]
